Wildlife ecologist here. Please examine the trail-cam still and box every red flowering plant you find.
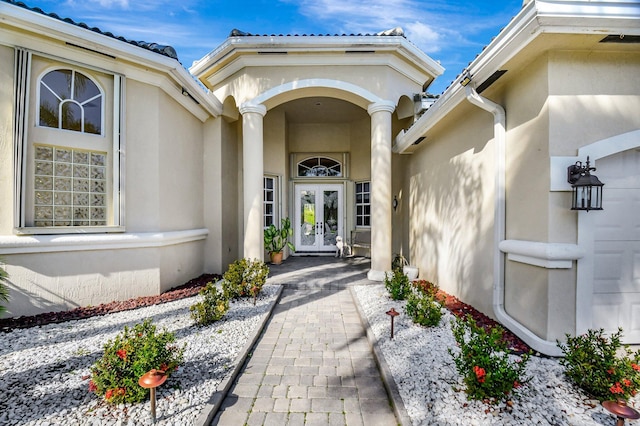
[557,328,640,402]
[89,318,185,404]
[449,314,530,403]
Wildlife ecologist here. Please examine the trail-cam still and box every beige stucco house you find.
[0,0,638,356]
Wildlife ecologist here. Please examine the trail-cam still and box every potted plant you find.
[264,217,295,265]
[392,253,419,281]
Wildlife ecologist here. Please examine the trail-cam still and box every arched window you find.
[39,69,103,135]
[297,157,342,177]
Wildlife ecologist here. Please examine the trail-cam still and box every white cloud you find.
[404,21,441,53]
[96,0,129,8]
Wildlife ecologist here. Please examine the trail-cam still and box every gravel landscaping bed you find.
[353,284,640,426]
[0,284,280,426]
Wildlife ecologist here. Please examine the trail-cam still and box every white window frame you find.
[13,48,124,234]
[263,175,279,229]
[355,181,371,228]
[37,68,105,136]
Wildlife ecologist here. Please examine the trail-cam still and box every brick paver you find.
[211,257,398,425]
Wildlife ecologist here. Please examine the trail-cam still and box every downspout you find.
[464,86,562,356]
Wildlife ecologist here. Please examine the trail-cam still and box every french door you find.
[294,184,343,253]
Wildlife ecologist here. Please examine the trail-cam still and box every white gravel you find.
[353,284,640,426]
[0,285,280,426]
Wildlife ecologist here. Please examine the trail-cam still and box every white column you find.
[367,101,395,281]
[239,103,267,261]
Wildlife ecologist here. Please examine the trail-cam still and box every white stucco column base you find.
[367,269,390,282]
[367,100,395,280]
[240,103,267,261]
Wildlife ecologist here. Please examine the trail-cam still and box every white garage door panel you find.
[592,295,640,341]
[591,149,640,344]
[594,189,640,241]
[593,242,640,293]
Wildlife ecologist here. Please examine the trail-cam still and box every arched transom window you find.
[39,69,103,135]
[297,157,342,177]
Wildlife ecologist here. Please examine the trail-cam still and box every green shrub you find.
[384,268,411,301]
[190,282,229,326]
[89,319,185,404]
[449,315,530,403]
[557,328,640,401]
[405,289,444,327]
[221,258,269,300]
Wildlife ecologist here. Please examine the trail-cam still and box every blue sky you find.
[23,0,523,94]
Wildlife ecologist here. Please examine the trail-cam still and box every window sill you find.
[15,226,126,236]
[0,228,209,255]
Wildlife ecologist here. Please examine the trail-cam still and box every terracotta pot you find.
[270,251,283,265]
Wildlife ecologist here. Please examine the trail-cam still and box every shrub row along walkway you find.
[211,257,399,425]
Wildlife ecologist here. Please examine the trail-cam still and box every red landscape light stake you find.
[386,308,399,339]
[602,400,640,426]
[139,369,167,423]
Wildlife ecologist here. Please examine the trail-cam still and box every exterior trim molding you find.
[367,101,396,115]
[239,103,267,116]
[0,228,209,255]
[499,240,585,269]
[250,78,384,110]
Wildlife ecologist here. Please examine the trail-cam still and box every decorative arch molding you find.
[244,78,386,111]
[550,129,640,191]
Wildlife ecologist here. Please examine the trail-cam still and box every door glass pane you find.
[300,190,316,246]
[323,190,338,246]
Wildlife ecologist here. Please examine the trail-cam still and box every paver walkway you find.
[211,257,398,425]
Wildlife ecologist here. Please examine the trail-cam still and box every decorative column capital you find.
[239,103,267,116]
[367,100,395,116]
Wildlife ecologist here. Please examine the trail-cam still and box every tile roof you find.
[2,0,179,60]
[228,27,407,38]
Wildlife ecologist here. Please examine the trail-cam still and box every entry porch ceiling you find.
[276,97,368,124]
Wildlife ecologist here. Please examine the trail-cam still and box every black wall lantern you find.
[567,156,604,211]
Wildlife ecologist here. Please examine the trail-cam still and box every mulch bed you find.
[1,274,532,355]
[0,273,220,332]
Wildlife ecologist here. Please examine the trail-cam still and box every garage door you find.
[592,148,640,343]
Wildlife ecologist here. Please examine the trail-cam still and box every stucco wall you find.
[126,80,162,231]
[0,58,210,317]
[501,54,552,339]
[406,102,496,317]
[3,249,161,317]
[549,50,640,155]
[158,90,204,231]
[213,65,419,108]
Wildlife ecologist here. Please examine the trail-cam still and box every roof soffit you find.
[394,0,640,154]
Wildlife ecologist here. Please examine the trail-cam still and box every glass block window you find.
[39,69,103,134]
[34,144,107,227]
[355,181,370,227]
[264,176,276,228]
[297,157,341,177]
